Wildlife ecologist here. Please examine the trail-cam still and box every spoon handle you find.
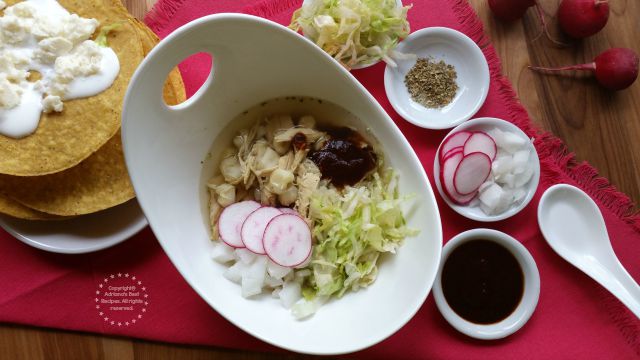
[590,260,640,319]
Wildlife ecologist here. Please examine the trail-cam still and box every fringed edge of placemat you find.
[449,0,640,355]
[243,0,302,18]
[144,0,188,34]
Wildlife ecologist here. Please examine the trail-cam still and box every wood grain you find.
[1,0,638,359]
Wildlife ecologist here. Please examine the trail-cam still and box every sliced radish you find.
[241,207,282,254]
[463,132,497,160]
[278,207,299,215]
[442,146,463,161]
[440,131,473,162]
[263,214,312,267]
[440,152,476,205]
[454,152,492,195]
[218,201,261,248]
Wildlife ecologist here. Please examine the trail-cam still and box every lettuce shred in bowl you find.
[289,0,413,68]
[208,103,418,319]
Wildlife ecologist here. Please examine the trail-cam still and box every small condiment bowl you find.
[433,229,540,340]
[433,117,540,222]
[384,27,490,129]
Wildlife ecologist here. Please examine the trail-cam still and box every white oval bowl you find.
[433,117,540,222]
[384,27,490,129]
[432,228,540,340]
[121,14,442,355]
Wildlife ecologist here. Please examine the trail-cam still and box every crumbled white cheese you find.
[0,0,109,115]
[55,40,103,81]
[0,54,29,82]
[0,12,30,44]
[34,37,74,64]
[0,74,22,109]
[42,94,63,113]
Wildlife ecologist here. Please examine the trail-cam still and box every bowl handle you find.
[123,18,221,121]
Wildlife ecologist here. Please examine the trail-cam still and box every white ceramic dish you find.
[433,117,540,222]
[384,27,490,129]
[121,14,442,355]
[432,228,540,340]
[300,0,404,70]
[0,199,147,254]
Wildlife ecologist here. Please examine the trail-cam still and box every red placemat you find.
[1,0,639,358]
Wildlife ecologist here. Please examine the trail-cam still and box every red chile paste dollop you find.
[309,127,377,187]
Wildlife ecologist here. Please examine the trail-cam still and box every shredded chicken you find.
[294,160,321,219]
[208,114,327,233]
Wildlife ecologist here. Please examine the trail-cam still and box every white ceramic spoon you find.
[538,184,640,318]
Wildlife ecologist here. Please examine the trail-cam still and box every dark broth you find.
[441,240,524,324]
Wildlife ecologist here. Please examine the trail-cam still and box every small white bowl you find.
[432,229,540,340]
[384,27,490,129]
[433,117,540,222]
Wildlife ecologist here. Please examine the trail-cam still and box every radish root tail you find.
[528,63,597,73]
[532,2,569,47]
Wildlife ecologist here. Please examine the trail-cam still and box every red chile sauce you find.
[308,127,377,188]
[441,240,524,324]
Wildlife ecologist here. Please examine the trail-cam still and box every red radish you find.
[487,0,560,44]
[440,152,476,205]
[453,152,492,195]
[558,0,609,39]
[442,147,463,162]
[278,207,299,215]
[241,207,282,254]
[218,201,261,248]
[488,0,534,21]
[463,132,497,160]
[440,131,472,162]
[263,214,312,267]
[529,48,640,91]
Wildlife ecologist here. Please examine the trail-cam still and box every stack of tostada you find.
[0,0,185,220]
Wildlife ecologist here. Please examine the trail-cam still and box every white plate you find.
[122,14,442,355]
[433,117,540,222]
[384,27,490,129]
[0,199,147,254]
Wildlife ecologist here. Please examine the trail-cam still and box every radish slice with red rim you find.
[278,208,299,215]
[241,207,282,254]
[453,152,492,195]
[263,214,312,268]
[463,132,497,160]
[442,146,463,161]
[218,201,261,248]
[440,152,476,205]
[440,131,473,162]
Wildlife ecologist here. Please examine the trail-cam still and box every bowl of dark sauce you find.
[433,229,540,340]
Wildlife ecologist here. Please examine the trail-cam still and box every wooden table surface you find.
[1,0,639,359]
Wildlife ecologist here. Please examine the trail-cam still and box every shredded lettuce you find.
[289,0,412,68]
[95,22,123,47]
[301,164,418,300]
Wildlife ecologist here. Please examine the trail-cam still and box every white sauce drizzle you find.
[65,47,120,100]
[0,84,43,138]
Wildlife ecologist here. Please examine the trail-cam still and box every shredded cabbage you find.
[301,165,418,300]
[95,22,122,47]
[290,0,412,68]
